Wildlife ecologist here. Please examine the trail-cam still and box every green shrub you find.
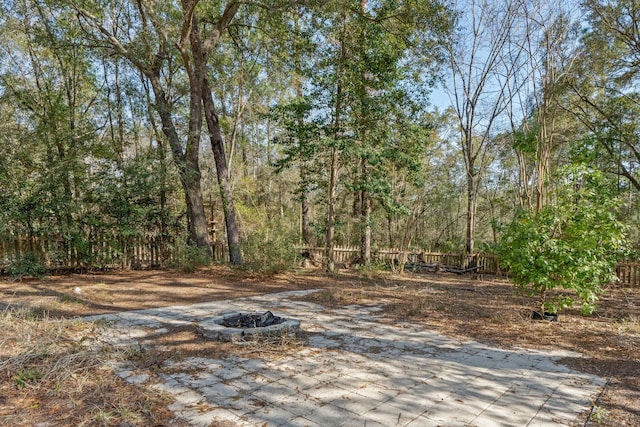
[170,243,211,273]
[356,259,390,277]
[497,166,628,315]
[240,229,299,275]
[8,252,46,280]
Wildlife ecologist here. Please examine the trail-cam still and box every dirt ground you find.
[1,265,639,426]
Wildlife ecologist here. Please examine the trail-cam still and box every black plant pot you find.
[531,310,558,322]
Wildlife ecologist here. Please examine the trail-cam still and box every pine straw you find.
[234,330,307,358]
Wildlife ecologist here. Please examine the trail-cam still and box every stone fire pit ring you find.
[198,311,301,342]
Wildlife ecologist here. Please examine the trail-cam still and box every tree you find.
[272,0,452,271]
[73,0,244,262]
[498,165,628,314]
[0,0,184,267]
[445,0,524,253]
[0,0,98,252]
[509,4,580,213]
[268,5,320,246]
[567,0,640,192]
[346,0,449,264]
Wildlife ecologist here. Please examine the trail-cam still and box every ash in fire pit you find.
[221,311,284,329]
[198,311,300,342]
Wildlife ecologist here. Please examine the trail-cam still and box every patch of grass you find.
[355,260,390,279]
[93,317,114,328]
[317,287,368,306]
[13,368,43,388]
[59,293,83,304]
[23,305,51,320]
[404,296,430,317]
[95,290,112,300]
[92,408,116,424]
[490,312,509,324]
[318,289,337,304]
[616,315,640,334]
[590,405,609,424]
[0,305,112,386]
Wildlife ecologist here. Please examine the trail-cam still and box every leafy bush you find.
[497,166,628,315]
[8,252,46,280]
[169,243,212,273]
[356,259,391,277]
[240,229,299,275]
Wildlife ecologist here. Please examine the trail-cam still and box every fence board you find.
[616,262,640,287]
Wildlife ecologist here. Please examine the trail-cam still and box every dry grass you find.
[233,330,307,358]
[0,304,179,426]
[1,306,109,386]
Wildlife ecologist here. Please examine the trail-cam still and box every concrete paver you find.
[84,289,605,426]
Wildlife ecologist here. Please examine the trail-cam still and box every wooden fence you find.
[301,245,640,287]
[0,234,227,272]
[2,236,638,287]
[302,245,500,272]
[616,262,640,288]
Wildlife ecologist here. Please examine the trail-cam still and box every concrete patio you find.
[84,289,604,426]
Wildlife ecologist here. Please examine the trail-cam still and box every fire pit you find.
[198,311,301,342]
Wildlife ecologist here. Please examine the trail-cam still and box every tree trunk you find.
[202,76,242,265]
[182,35,211,251]
[301,168,311,245]
[360,159,371,264]
[360,188,372,264]
[181,3,242,265]
[326,61,344,273]
[326,12,349,273]
[148,75,211,253]
[466,171,476,254]
[183,167,211,249]
[326,144,339,273]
